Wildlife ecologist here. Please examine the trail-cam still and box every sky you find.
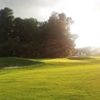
[0,0,100,48]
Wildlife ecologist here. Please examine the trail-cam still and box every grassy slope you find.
[0,57,100,100]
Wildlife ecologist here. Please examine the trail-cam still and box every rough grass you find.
[0,57,100,100]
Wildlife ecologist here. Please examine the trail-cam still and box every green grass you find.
[0,57,100,100]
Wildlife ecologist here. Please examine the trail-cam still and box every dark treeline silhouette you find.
[0,7,77,58]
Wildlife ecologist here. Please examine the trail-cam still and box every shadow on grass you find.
[0,57,44,69]
[67,56,94,60]
[0,57,100,69]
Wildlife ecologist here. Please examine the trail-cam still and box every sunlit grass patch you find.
[0,57,100,100]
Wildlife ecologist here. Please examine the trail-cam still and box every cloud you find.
[0,0,59,8]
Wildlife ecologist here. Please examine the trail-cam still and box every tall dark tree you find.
[0,7,14,42]
[38,12,75,57]
[13,17,39,57]
[0,7,14,56]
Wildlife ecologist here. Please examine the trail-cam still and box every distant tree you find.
[74,47,92,56]
[90,47,100,56]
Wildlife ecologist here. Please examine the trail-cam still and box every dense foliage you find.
[0,7,76,58]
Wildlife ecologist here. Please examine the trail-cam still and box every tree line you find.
[74,47,100,56]
[0,7,77,58]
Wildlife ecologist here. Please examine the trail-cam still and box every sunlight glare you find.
[55,0,100,47]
